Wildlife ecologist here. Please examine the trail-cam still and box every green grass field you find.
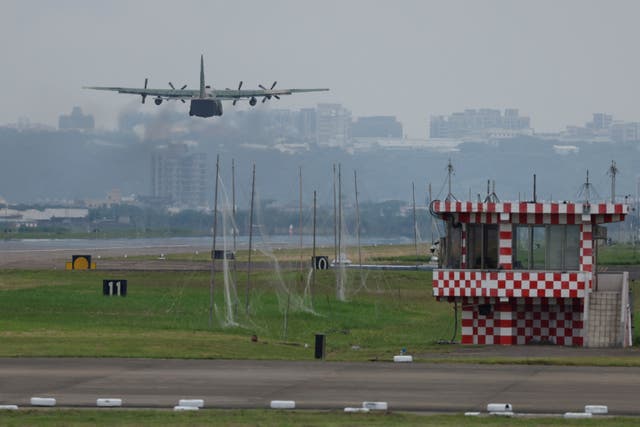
[1,265,640,363]
[0,268,452,361]
[598,243,640,265]
[0,409,638,427]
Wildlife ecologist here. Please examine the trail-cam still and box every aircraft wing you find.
[214,88,329,100]
[83,86,198,100]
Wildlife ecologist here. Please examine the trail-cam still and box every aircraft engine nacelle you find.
[249,97,257,106]
[189,99,223,117]
[154,97,163,105]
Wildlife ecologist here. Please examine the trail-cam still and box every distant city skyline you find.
[33,101,640,145]
[7,103,640,157]
[3,1,640,138]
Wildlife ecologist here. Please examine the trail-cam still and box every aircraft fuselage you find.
[189,99,223,117]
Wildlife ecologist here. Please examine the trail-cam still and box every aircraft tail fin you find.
[199,55,205,98]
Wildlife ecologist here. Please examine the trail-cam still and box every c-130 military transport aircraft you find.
[84,55,329,118]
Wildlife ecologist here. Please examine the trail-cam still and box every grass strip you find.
[0,409,638,427]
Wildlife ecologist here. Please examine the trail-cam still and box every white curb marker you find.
[173,405,199,411]
[178,399,204,408]
[96,398,122,407]
[270,400,295,409]
[487,403,512,413]
[0,405,18,410]
[362,401,388,411]
[393,355,413,363]
[585,405,608,415]
[30,397,56,407]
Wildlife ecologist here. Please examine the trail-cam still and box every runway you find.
[1,358,639,414]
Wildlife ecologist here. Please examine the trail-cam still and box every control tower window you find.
[467,224,499,269]
[444,220,462,268]
[513,225,579,271]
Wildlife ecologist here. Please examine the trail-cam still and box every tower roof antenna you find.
[445,159,457,201]
[608,160,619,203]
[484,179,500,203]
[577,169,600,203]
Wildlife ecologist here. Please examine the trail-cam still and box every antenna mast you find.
[608,160,619,203]
[585,169,591,202]
[484,180,500,203]
[445,159,457,201]
[577,169,602,203]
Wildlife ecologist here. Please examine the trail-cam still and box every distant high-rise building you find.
[298,108,317,141]
[611,121,640,142]
[565,113,616,140]
[151,143,208,208]
[268,109,299,135]
[58,106,94,130]
[429,108,531,138]
[316,103,351,146]
[429,115,449,139]
[587,113,613,130]
[350,116,403,138]
[504,108,530,130]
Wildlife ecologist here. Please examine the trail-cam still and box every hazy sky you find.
[3,0,640,137]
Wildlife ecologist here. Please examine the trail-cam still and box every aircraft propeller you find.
[168,82,188,103]
[168,82,188,91]
[232,81,243,106]
[141,78,148,104]
[258,81,280,103]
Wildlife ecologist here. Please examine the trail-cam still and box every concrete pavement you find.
[1,358,639,414]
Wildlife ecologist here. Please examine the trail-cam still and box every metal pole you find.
[354,170,362,269]
[429,182,433,244]
[332,164,337,266]
[232,158,237,254]
[337,163,343,299]
[209,154,220,328]
[231,158,238,315]
[447,160,452,199]
[338,163,342,264]
[412,181,418,265]
[299,166,304,276]
[245,163,256,314]
[312,189,317,308]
